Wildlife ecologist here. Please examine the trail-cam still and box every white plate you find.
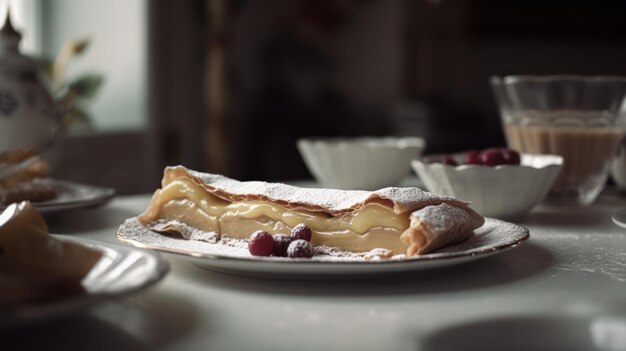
[2,179,116,214]
[0,235,168,328]
[117,217,529,279]
[612,208,626,229]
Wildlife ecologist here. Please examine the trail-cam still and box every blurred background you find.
[6,0,626,194]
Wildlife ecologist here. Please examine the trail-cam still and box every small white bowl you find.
[611,139,626,190]
[297,137,426,190]
[412,153,563,220]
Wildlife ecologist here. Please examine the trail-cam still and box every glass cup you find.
[611,137,626,190]
[491,75,626,205]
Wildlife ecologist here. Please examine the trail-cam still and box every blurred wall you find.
[222,0,407,181]
[34,0,206,194]
[14,0,626,192]
[29,0,153,194]
[219,0,626,182]
[38,0,148,132]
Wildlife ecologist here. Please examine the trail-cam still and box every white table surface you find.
[3,190,626,351]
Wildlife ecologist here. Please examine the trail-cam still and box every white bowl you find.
[297,137,426,190]
[611,139,626,189]
[412,153,563,220]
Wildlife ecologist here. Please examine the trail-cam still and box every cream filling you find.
[145,178,411,253]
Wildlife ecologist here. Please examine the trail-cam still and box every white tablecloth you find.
[3,192,626,351]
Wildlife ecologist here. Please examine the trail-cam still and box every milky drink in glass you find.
[492,75,626,205]
[505,111,623,204]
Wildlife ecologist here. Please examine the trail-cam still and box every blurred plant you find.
[46,37,104,133]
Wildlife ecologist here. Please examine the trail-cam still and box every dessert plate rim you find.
[117,217,529,278]
[0,235,168,328]
[1,179,116,214]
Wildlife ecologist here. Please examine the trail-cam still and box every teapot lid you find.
[0,12,20,49]
[0,10,38,71]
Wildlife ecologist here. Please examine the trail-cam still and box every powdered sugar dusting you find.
[172,166,471,215]
[412,203,484,233]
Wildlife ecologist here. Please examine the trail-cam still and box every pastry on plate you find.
[0,202,102,307]
[0,148,57,206]
[138,166,484,257]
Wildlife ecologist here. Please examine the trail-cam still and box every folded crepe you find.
[138,166,485,256]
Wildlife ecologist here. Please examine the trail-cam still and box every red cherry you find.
[248,231,274,256]
[287,239,314,258]
[501,149,521,165]
[272,234,293,257]
[290,223,312,242]
[465,150,480,165]
[441,156,458,166]
[479,149,506,166]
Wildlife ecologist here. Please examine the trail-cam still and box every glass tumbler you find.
[491,75,626,205]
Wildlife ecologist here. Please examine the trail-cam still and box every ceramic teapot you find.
[0,14,64,152]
